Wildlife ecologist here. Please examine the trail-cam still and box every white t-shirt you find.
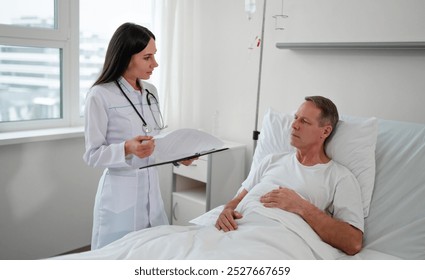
[241,152,364,232]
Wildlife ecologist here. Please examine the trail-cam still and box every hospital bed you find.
[54,108,425,259]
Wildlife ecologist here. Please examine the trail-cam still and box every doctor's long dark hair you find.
[92,22,155,87]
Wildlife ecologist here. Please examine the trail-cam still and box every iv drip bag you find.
[245,0,256,20]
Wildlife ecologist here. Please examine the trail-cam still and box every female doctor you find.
[84,23,192,250]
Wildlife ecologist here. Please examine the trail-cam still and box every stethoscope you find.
[115,80,167,133]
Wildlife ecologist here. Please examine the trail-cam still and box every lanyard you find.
[115,80,151,132]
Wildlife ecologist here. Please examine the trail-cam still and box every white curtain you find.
[153,0,200,130]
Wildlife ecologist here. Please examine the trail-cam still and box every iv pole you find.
[252,0,267,152]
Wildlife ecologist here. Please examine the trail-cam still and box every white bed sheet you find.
[55,198,347,260]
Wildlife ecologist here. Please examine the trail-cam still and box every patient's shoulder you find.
[329,159,357,180]
[329,159,350,170]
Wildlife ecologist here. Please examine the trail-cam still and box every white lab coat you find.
[83,77,169,250]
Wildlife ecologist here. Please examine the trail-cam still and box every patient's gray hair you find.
[304,96,339,140]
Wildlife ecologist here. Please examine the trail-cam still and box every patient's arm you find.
[261,187,363,255]
[215,189,248,232]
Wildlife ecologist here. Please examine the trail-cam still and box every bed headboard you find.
[363,118,425,259]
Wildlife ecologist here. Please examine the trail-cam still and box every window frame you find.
[0,0,81,133]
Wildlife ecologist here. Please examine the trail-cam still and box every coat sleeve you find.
[83,90,131,168]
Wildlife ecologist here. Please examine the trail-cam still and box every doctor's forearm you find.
[84,142,129,168]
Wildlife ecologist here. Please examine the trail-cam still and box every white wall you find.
[0,137,102,259]
[191,0,263,165]
[261,0,425,122]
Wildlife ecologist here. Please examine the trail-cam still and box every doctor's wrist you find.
[124,140,132,156]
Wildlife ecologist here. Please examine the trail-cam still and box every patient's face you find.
[290,101,327,149]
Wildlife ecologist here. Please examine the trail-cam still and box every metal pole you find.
[253,0,267,152]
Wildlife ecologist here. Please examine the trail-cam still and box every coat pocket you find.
[102,173,137,213]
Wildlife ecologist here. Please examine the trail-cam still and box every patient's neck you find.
[295,147,330,166]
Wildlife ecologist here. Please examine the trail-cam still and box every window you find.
[0,0,55,28]
[79,0,156,116]
[0,0,158,133]
[0,0,72,132]
[0,45,61,122]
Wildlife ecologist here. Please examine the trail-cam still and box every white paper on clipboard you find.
[139,128,226,169]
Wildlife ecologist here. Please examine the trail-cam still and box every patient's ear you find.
[322,125,333,139]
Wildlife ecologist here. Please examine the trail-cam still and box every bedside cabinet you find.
[171,141,246,225]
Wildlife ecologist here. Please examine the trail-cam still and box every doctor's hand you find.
[179,157,198,166]
[125,135,155,158]
[215,207,243,232]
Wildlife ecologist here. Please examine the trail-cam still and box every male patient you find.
[215,96,364,255]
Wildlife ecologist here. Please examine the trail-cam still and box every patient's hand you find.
[260,186,306,215]
[215,208,243,232]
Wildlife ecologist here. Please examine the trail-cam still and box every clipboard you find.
[139,147,229,169]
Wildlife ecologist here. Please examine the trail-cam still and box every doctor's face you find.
[290,101,331,149]
[124,38,159,81]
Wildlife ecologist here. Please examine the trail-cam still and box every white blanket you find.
[55,196,346,260]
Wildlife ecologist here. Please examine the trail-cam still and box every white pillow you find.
[250,108,378,217]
